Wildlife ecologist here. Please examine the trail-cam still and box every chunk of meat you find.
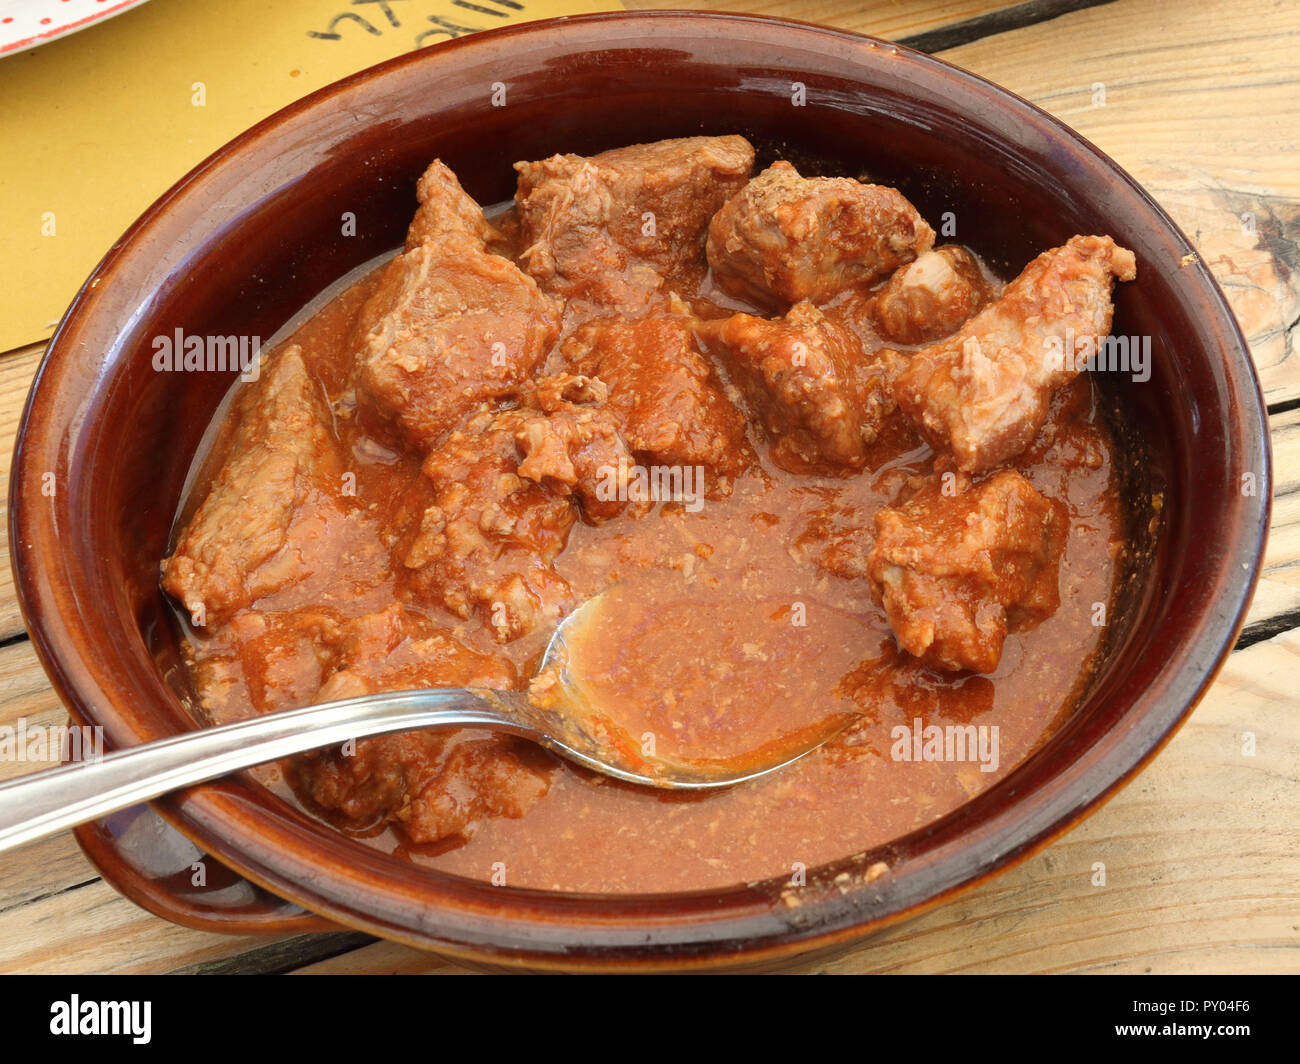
[291,607,550,845]
[866,470,1065,673]
[514,135,755,308]
[699,301,901,472]
[706,161,935,308]
[351,234,560,448]
[293,730,553,845]
[893,235,1137,472]
[557,312,751,475]
[315,603,517,701]
[871,245,994,345]
[511,398,635,524]
[163,347,346,626]
[404,159,503,251]
[187,610,343,721]
[403,396,634,641]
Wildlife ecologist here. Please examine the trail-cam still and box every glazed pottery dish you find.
[9,12,1268,970]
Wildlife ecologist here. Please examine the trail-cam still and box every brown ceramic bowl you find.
[11,11,1269,970]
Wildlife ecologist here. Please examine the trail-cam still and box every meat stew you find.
[161,136,1135,893]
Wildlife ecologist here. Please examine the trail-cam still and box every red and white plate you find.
[0,0,152,56]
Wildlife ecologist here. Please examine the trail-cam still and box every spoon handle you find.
[0,689,524,854]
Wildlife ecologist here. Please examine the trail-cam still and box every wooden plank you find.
[291,939,474,975]
[171,932,376,975]
[0,878,294,975]
[0,637,309,974]
[1240,407,1300,643]
[0,636,71,783]
[0,345,42,642]
[0,640,97,912]
[622,0,1037,42]
[0,834,99,915]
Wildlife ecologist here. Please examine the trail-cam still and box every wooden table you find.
[2,0,1297,974]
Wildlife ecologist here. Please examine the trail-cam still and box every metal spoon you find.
[0,595,849,854]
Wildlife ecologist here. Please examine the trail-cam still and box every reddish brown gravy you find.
[172,224,1122,895]
[548,573,869,776]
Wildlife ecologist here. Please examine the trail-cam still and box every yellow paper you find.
[0,0,614,352]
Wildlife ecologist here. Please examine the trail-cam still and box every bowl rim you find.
[10,9,1271,970]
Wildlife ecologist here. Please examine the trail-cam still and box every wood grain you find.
[0,345,41,641]
[0,0,1295,976]
[622,0,1035,41]
[1242,408,1300,644]
[0,878,294,976]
